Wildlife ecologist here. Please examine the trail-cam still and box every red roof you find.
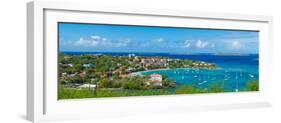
[149,80,162,83]
[150,74,162,77]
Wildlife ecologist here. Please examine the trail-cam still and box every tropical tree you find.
[247,81,259,91]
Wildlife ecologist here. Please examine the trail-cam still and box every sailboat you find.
[194,69,199,78]
[224,77,229,81]
[224,70,229,80]
[222,70,229,88]
[249,74,254,78]
[235,71,239,92]
[198,81,208,85]
[240,70,243,77]
[198,71,207,85]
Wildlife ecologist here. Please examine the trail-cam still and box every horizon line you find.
[60,51,259,55]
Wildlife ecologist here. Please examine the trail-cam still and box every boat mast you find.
[235,70,239,92]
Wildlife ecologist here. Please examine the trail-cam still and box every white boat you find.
[198,81,208,85]
[236,71,239,91]
[224,74,229,80]
[249,74,254,78]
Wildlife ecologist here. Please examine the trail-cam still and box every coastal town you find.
[58,23,259,99]
[59,53,216,93]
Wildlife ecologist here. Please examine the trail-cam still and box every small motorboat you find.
[249,74,254,78]
[198,81,208,85]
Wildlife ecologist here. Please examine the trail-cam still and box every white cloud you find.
[74,37,99,47]
[140,42,150,47]
[196,40,209,48]
[73,35,130,48]
[183,40,191,48]
[230,41,242,49]
[137,38,164,48]
[210,44,215,48]
[90,35,101,40]
[152,38,164,43]
[181,40,215,49]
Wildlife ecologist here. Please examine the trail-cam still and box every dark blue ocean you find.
[63,52,259,91]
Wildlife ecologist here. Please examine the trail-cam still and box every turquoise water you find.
[64,52,259,92]
[141,55,259,91]
[141,68,258,91]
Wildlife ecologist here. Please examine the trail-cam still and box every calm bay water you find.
[63,52,259,91]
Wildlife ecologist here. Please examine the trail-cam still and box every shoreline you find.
[129,67,217,76]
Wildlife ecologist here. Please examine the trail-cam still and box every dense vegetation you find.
[58,53,258,99]
[58,53,215,88]
[59,80,259,99]
[246,80,259,91]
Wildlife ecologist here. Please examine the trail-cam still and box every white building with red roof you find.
[149,74,163,82]
[145,74,163,87]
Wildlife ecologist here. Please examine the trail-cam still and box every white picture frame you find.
[27,0,273,122]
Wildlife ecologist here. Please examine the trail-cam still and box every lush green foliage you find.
[59,53,216,85]
[58,53,258,99]
[246,80,259,91]
[59,87,171,99]
[59,80,257,99]
[209,82,225,92]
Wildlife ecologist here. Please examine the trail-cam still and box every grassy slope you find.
[59,80,258,99]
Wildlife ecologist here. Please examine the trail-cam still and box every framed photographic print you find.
[57,22,260,99]
[27,0,273,122]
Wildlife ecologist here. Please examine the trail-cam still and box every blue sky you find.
[59,23,259,54]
